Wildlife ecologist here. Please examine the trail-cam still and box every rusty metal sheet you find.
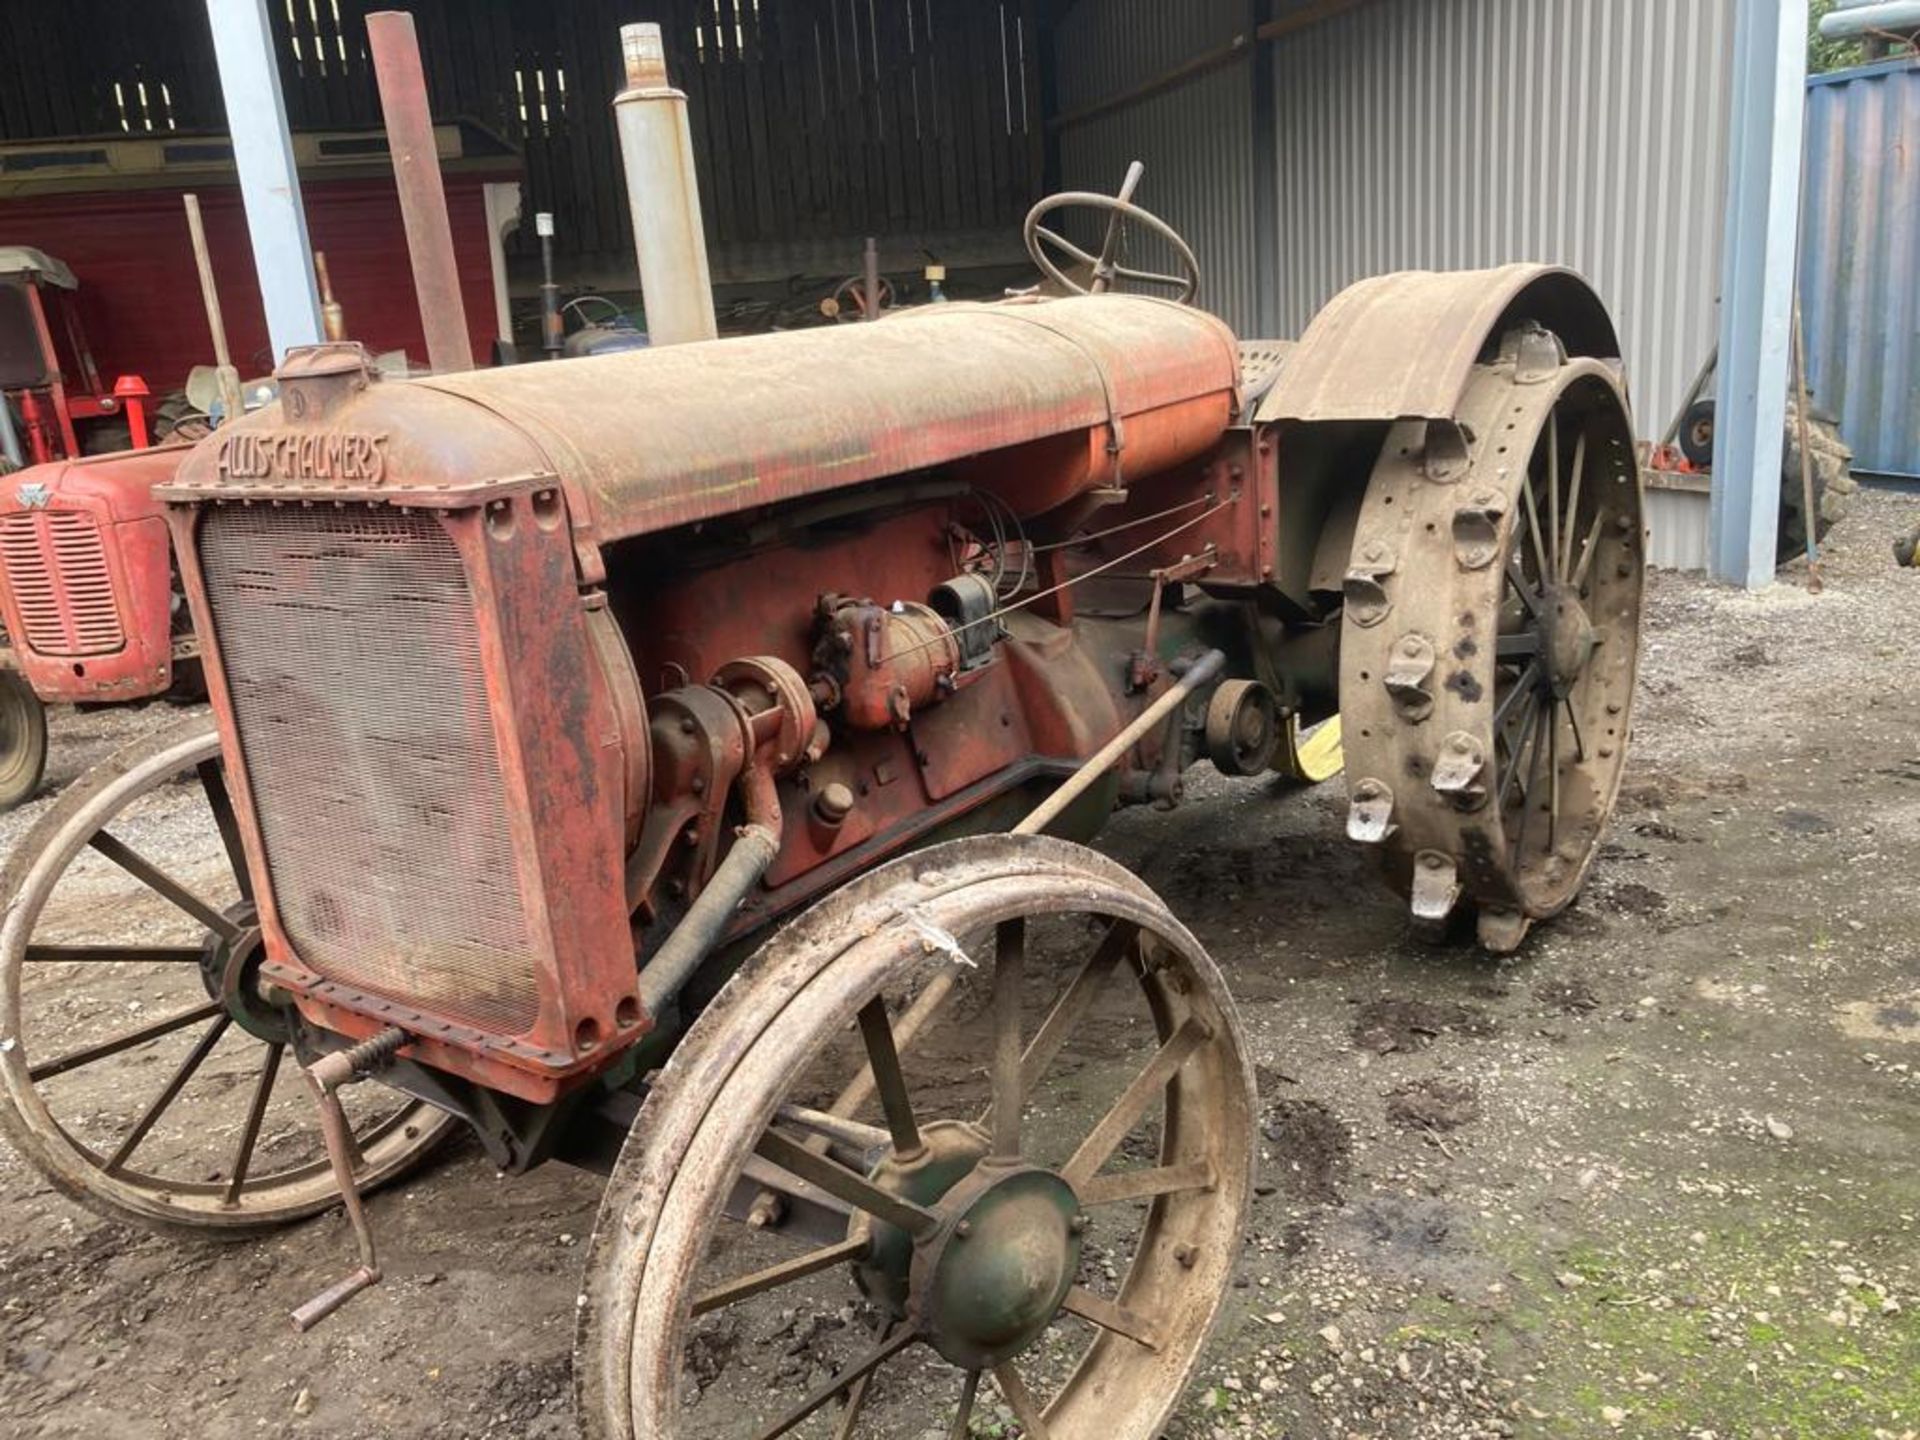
[1258,264,1621,424]
[414,295,1240,540]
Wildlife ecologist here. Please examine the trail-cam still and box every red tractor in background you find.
[0,249,191,807]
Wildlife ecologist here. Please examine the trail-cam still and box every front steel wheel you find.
[577,835,1255,1440]
[0,715,458,1236]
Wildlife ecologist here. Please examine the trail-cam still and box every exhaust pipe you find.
[613,24,718,346]
[367,10,474,373]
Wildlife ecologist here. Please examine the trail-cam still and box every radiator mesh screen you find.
[198,506,541,1035]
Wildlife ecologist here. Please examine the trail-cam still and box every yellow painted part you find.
[1277,715,1344,785]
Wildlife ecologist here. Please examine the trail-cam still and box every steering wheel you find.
[1022,161,1201,304]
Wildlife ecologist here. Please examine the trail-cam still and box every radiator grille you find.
[0,510,125,657]
[197,506,542,1035]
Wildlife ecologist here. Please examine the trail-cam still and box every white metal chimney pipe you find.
[613,24,718,346]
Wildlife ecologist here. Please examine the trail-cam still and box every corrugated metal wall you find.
[1052,0,1258,333]
[1801,58,1920,481]
[1055,0,1738,440]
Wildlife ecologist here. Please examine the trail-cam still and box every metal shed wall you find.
[1054,0,1738,440]
[1801,58,1920,480]
[1051,0,1259,334]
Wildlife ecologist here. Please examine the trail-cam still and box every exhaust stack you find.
[367,10,474,373]
[613,24,718,346]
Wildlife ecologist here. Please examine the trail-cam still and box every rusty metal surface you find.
[0,717,456,1234]
[574,834,1254,1440]
[1261,264,1621,424]
[1337,335,1644,951]
[366,10,475,375]
[0,447,187,704]
[163,297,1237,540]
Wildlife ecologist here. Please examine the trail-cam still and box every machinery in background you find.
[0,248,152,467]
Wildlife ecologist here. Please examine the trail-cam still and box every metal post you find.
[1708,0,1808,589]
[204,0,323,363]
[367,10,475,374]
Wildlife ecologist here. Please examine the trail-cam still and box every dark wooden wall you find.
[0,1,1044,277]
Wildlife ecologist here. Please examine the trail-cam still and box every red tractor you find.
[0,248,187,806]
[0,186,1645,1437]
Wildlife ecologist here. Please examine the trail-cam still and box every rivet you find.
[956,1220,973,1239]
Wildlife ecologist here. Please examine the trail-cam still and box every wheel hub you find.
[853,1120,989,1316]
[198,902,292,1044]
[911,1165,1084,1370]
[1540,584,1598,696]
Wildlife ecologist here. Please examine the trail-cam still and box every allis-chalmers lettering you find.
[216,431,389,484]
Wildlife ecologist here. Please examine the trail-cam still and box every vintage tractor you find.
[0,444,199,807]
[0,187,1644,1438]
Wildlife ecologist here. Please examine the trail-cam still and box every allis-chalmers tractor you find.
[0,188,1643,1438]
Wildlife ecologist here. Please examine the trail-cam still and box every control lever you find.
[289,1027,408,1332]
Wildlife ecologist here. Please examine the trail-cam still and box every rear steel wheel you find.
[0,715,457,1235]
[577,835,1254,1440]
[1339,327,1645,951]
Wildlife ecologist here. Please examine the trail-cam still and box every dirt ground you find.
[2,489,1917,1440]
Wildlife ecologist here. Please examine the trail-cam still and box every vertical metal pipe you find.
[537,213,565,359]
[1708,0,1806,588]
[861,238,881,320]
[366,10,475,374]
[203,0,322,362]
[613,23,718,346]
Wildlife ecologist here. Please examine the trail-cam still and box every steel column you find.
[204,0,323,363]
[1708,0,1807,588]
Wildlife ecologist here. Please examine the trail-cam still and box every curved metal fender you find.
[1258,264,1622,425]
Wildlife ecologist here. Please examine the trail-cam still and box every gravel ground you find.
[1,488,1917,1440]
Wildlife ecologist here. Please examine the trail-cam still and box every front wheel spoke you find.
[196,758,253,902]
[27,1000,224,1082]
[1061,1285,1163,1351]
[754,1128,940,1238]
[830,972,956,1120]
[87,831,240,942]
[989,918,1025,1160]
[26,944,204,965]
[775,1103,891,1157]
[692,1235,870,1317]
[1076,1160,1216,1207]
[750,1326,915,1440]
[104,1015,232,1174]
[1547,419,1563,579]
[948,1370,983,1440]
[224,1041,284,1204]
[991,1362,1052,1440]
[855,998,922,1156]
[1061,1017,1211,1189]
[1019,919,1135,1097]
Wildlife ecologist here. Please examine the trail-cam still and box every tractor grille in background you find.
[0,510,125,656]
[197,506,542,1035]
